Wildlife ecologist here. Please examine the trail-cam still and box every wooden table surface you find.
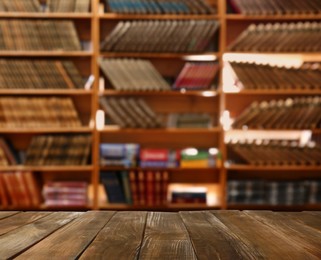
[0,210,321,259]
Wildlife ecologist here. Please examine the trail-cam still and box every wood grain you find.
[79,211,147,259]
[244,210,321,258]
[179,211,258,259]
[139,212,197,259]
[280,212,321,232]
[0,212,83,259]
[212,210,318,259]
[0,212,50,236]
[15,211,115,259]
[0,211,19,220]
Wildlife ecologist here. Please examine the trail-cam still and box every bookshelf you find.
[0,0,97,210]
[223,0,321,210]
[1,0,321,211]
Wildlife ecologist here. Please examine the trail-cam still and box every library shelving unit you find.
[0,1,97,210]
[222,0,321,210]
[96,0,225,210]
[2,0,321,211]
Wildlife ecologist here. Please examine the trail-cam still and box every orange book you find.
[22,171,42,207]
[0,174,9,208]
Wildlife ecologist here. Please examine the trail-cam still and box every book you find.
[25,134,91,166]
[99,58,170,91]
[104,0,216,14]
[100,171,126,203]
[232,96,321,130]
[229,22,321,53]
[0,20,81,51]
[173,62,219,90]
[227,139,321,166]
[100,97,164,129]
[101,20,219,53]
[43,181,88,207]
[228,0,321,15]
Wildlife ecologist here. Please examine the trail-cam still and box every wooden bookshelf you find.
[1,0,320,211]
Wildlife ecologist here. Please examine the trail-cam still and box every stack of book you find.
[99,58,171,91]
[306,180,321,204]
[180,148,219,168]
[229,62,321,90]
[100,97,164,128]
[228,180,309,206]
[228,0,321,15]
[0,0,90,12]
[100,170,169,206]
[0,20,81,51]
[44,0,90,12]
[227,180,265,204]
[139,148,179,168]
[229,22,321,52]
[0,60,84,89]
[232,96,321,129]
[228,140,321,166]
[167,113,215,128]
[43,181,88,207]
[171,186,207,204]
[172,62,219,90]
[0,97,81,128]
[101,20,219,53]
[0,171,42,208]
[100,143,139,167]
[105,0,215,14]
[25,135,92,166]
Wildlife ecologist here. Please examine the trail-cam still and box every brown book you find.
[75,0,90,12]
[129,170,139,206]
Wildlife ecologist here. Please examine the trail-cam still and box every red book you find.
[129,170,139,205]
[161,171,169,205]
[15,172,31,207]
[2,172,18,206]
[140,149,169,162]
[0,174,9,208]
[154,171,162,206]
[145,171,154,206]
[137,170,146,205]
[22,172,42,207]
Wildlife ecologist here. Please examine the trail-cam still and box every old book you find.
[129,170,139,205]
[101,171,126,204]
[75,0,90,12]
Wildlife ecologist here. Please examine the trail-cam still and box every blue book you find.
[120,171,132,204]
[100,171,126,203]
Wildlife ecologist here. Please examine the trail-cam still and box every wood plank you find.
[0,211,19,220]
[0,212,83,259]
[139,212,197,259]
[15,211,115,259]
[212,211,318,259]
[244,211,321,258]
[280,212,321,232]
[179,211,261,259]
[79,211,147,259]
[0,212,50,236]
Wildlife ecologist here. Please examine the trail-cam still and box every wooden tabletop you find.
[0,211,321,259]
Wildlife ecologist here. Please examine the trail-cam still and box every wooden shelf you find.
[226,165,321,171]
[101,90,220,97]
[228,128,320,133]
[0,165,94,172]
[99,203,221,211]
[0,51,93,57]
[0,12,93,19]
[100,52,220,59]
[100,127,221,134]
[100,13,220,20]
[0,89,93,95]
[227,204,321,211]
[224,89,321,95]
[225,14,321,20]
[100,166,221,172]
[0,127,93,134]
